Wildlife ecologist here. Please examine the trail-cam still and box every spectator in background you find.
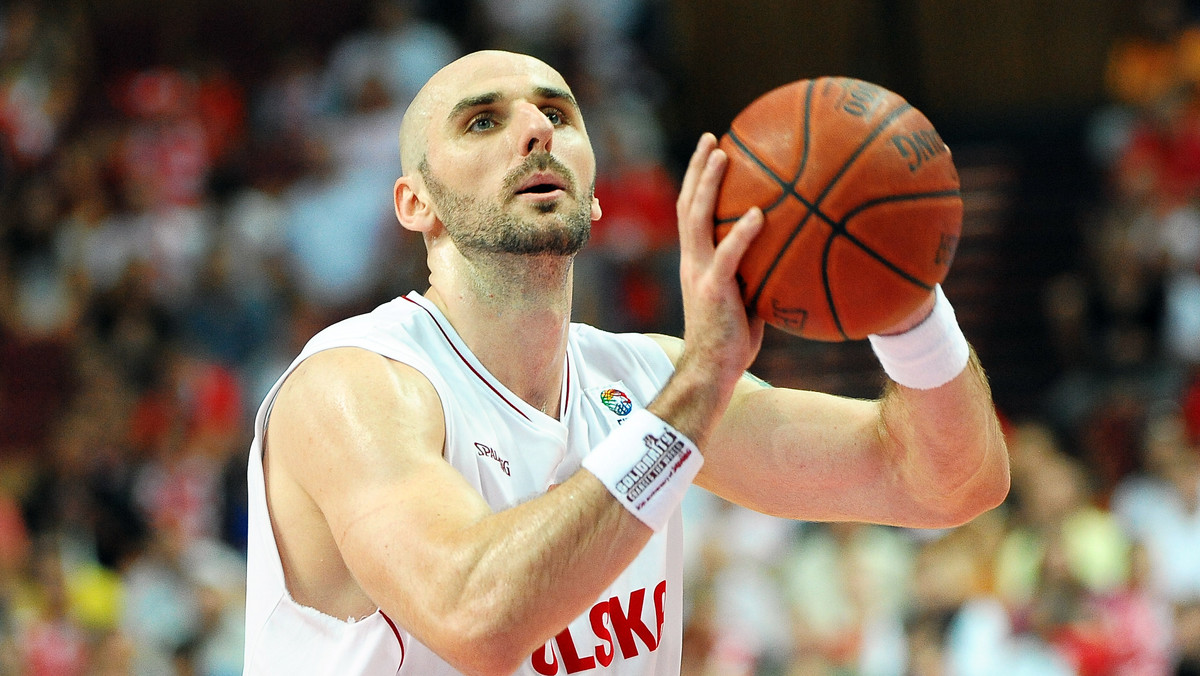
[0,0,90,168]
[782,520,916,676]
[18,542,91,676]
[995,425,1131,607]
[279,133,395,317]
[276,0,462,322]
[116,68,211,210]
[112,68,216,308]
[252,48,327,141]
[583,83,682,333]
[320,0,461,116]
[1112,408,1200,604]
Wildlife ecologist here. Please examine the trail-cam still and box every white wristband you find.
[581,408,703,532]
[868,285,970,390]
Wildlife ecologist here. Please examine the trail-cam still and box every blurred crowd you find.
[4,0,1200,674]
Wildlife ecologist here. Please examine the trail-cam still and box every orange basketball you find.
[715,77,962,341]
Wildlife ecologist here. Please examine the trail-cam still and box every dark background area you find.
[81,0,1124,128]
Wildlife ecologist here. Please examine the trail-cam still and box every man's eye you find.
[543,109,565,125]
[468,115,496,132]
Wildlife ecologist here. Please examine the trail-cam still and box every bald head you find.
[398,50,578,175]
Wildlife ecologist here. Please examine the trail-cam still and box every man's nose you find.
[515,102,554,156]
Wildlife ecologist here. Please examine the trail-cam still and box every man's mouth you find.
[514,172,568,197]
[518,183,562,194]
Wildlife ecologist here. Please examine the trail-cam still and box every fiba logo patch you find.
[600,388,633,416]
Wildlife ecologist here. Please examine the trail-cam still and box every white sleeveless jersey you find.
[243,292,683,676]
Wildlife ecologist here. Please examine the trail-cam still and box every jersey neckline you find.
[400,291,574,429]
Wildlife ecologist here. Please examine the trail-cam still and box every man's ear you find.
[591,195,602,222]
[395,175,436,233]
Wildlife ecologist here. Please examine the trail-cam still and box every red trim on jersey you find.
[380,611,406,671]
[400,295,531,421]
[562,352,571,418]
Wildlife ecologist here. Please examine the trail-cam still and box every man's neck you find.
[425,253,574,418]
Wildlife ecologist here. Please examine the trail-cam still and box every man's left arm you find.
[647,296,1010,529]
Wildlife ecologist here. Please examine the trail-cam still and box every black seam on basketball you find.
[716,130,793,226]
[716,79,818,228]
[829,189,960,291]
[747,96,915,319]
[839,189,961,224]
[807,102,914,216]
[836,231,936,290]
[820,230,851,340]
[814,104,917,334]
[796,78,815,189]
[743,80,820,310]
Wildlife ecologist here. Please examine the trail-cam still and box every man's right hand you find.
[653,132,765,448]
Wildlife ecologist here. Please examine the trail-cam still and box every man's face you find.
[412,51,601,257]
[420,153,593,256]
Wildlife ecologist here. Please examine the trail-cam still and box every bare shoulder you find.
[280,346,442,416]
[266,346,447,490]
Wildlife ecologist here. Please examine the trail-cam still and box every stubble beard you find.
[420,154,593,258]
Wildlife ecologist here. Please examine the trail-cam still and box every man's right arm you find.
[267,346,653,676]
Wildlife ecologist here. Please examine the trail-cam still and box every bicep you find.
[267,348,493,616]
[646,333,888,519]
[696,384,901,520]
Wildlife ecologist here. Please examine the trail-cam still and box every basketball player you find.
[242,50,1009,675]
